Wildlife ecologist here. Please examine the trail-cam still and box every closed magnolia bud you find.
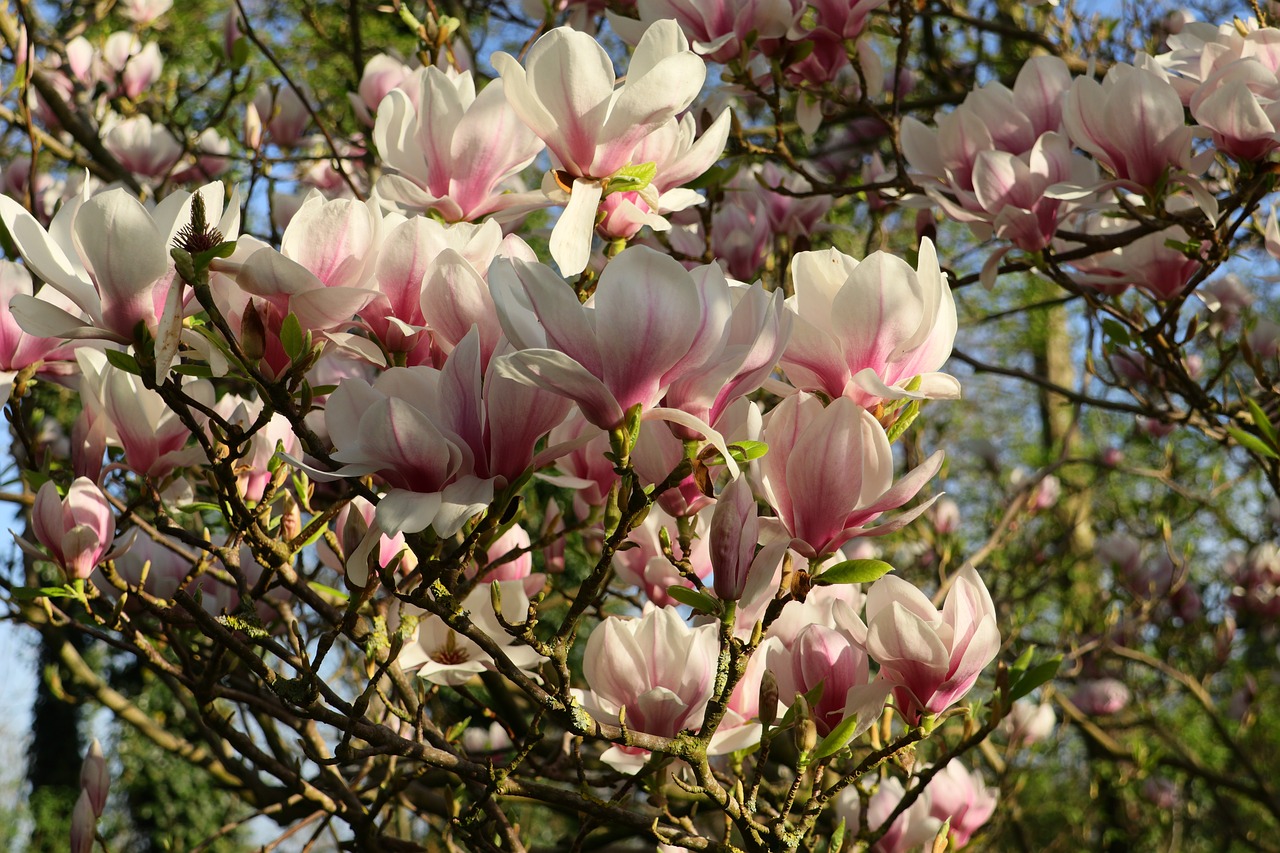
[758,670,779,728]
[793,694,817,755]
[70,789,96,853]
[240,300,267,361]
[80,738,108,817]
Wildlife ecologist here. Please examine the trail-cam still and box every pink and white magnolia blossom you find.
[313,329,569,544]
[864,565,1000,723]
[1071,677,1131,716]
[709,475,787,603]
[759,393,944,558]
[349,53,414,126]
[1,181,239,364]
[373,66,544,222]
[1062,63,1201,189]
[925,762,998,848]
[901,57,1082,251]
[360,216,533,368]
[836,776,942,853]
[76,349,212,479]
[212,394,301,502]
[119,0,173,25]
[764,623,888,737]
[16,478,115,580]
[492,20,708,274]
[97,33,164,99]
[469,524,544,599]
[1058,204,1201,299]
[102,115,183,181]
[253,83,311,147]
[398,580,546,686]
[1000,699,1056,746]
[0,261,77,400]
[493,246,715,430]
[780,238,959,409]
[580,606,717,773]
[608,0,799,64]
[93,529,196,601]
[591,109,730,242]
[214,192,381,375]
[612,505,712,606]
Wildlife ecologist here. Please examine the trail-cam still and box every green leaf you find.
[729,440,769,462]
[307,581,350,603]
[1009,655,1062,702]
[1244,398,1279,447]
[814,559,895,585]
[605,161,657,195]
[1010,646,1036,673]
[1101,319,1131,346]
[665,585,722,615]
[828,819,847,853]
[280,313,306,362]
[1227,426,1280,459]
[194,240,237,269]
[104,348,143,376]
[172,363,214,377]
[813,713,862,760]
[885,400,921,443]
[10,585,83,600]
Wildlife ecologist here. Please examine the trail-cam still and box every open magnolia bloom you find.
[398,581,546,686]
[15,477,116,581]
[492,20,710,274]
[0,181,239,379]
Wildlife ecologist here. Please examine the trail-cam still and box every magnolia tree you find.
[0,0,1278,851]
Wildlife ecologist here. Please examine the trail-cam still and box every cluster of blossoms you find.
[25,1,1280,849]
[0,12,1013,846]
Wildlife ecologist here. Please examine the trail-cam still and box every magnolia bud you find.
[758,670,779,728]
[279,492,302,542]
[70,789,96,853]
[80,738,108,817]
[793,694,817,756]
[240,300,267,361]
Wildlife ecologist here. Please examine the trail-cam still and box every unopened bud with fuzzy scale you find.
[794,694,817,757]
[758,670,779,728]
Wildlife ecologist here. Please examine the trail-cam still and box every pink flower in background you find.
[1071,678,1131,715]
[0,261,78,399]
[350,53,413,126]
[254,83,311,147]
[103,116,183,180]
[926,762,998,848]
[836,776,942,853]
[609,0,799,64]
[17,478,115,580]
[865,566,1000,723]
[1001,699,1056,745]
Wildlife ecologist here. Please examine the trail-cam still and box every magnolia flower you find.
[1000,699,1056,745]
[759,393,944,558]
[781,239,959,409]
[493,20,708,274]
[580,606,717,773]
[608,0,799,64]
[103,115,183,180]
[373,66,545,222]
[16,478,115,580]
[119,0,173,25]
[1071,678,1131,715]
[1,182,239,363]
[349,53,413,126]
[0,261,77,400]
[926,762,998,848]
[493,246,711,430]
[865,565,1000,723]
[836,776,942,853]
[254,83,311,147]
[398,581,546,686]
[1063,63,1199,188]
